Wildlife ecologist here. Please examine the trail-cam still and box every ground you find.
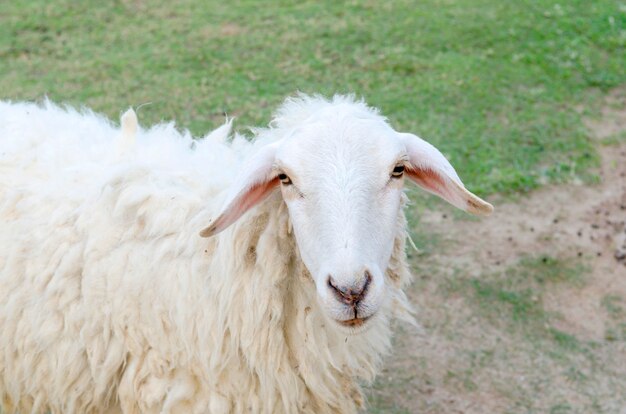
[368,89,626,413]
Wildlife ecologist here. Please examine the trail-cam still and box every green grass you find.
[367,396,412,414]
[602,294,626,342]
[448,255,588,342]
[1,0,624,196]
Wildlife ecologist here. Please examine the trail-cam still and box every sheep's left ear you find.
[199,142,281,237]
[399,133,493,215]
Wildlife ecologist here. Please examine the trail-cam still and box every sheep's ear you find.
[399,133,493,215]
[199,142,281,237]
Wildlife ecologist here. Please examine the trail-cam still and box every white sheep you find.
[0,95,492,414]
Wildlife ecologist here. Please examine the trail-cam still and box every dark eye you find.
[391,165,405,178]
[278,173,292,185]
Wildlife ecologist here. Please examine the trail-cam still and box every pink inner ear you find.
[233,177,280,219]
[207,177,279,235]
[406,166,464,208]
[407,167,447,196]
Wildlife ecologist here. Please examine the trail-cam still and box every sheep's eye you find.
[278,173,292,185]
[391,165,405,178]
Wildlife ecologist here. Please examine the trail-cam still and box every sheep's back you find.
[0,101,235,413]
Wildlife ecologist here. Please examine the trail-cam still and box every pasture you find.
[1,1,625,412]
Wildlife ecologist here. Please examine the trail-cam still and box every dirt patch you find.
[219,22,245,37]
[584,88,626,141]
[199,22,246,39]
[369,91,626,413]
[420,142,626,341]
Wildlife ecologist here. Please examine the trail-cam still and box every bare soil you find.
[420,141,626,342]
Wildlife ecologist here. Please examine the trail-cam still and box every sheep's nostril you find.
[362,270,372,295]
[327,275,347,297]
[327,272,372,306]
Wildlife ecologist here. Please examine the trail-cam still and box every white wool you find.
[0,97,414,414]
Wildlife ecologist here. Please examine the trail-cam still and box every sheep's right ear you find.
[199,141,281,237]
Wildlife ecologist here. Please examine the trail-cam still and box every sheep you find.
[0,95,493,414]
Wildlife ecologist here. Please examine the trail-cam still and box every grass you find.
[1,0,624,196]
[602,294,626,342]
[449,255,587,342]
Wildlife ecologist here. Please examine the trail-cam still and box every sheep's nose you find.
[327,271,372,306]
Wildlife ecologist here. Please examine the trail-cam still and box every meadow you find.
[1,1,625,412]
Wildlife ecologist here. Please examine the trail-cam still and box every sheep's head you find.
[200,96,493,332]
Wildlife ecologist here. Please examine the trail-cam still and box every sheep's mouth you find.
[338,316,370,328]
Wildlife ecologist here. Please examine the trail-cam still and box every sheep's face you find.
[271,118,407,330]
[201,99,493,333]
